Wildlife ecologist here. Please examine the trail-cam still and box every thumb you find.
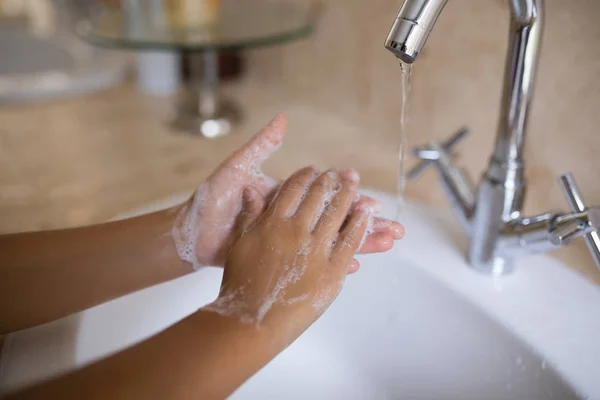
[237,186,266,234]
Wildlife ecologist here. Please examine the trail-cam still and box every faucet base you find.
[468,256,514,277]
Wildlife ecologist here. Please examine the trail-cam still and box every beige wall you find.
[0,1,598,280]
[246,0,600,281]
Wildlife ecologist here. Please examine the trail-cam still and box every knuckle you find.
[312,178,329,191]
[342,235,358,249]
[335,189,355,209]
[314,176,336,192]
[283,180,305,194]
[321,204,335,217]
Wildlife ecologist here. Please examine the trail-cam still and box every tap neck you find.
[491,0,544,167]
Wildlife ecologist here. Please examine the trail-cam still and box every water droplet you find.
[515,356,523,365]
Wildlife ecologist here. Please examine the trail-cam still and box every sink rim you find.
[112,187,600,398]
[108,188,600,399]
[107,187,600,398]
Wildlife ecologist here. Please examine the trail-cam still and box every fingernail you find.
[371,201,383,213]
[308,165,320,176]
[391,223,405,239]
[355,202,367,211]
[326,169,338,179]
[357,204,377,214]
[343,168,360,183]
[355,202,372,212]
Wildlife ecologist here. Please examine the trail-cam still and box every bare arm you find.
[6,310,282,400]
[7,167,380,400]
[0,208,190,334]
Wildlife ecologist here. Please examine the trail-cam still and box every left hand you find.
[171,114,404,270]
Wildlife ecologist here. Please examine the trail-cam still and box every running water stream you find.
[396,59,412,218]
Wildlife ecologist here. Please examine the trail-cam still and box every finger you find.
[371,218,405,240]
[357,232,394,254]
[354,195,382,214]
[348,259,360,274]
[353,195,404,239]
[225,113,287,169]
[237,187,266,234]
[331,208,372,263]
[294,169,341,229]
[268,166,319,218]
[312,169,360,237]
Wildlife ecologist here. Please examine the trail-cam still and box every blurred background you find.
[0,0,599,282]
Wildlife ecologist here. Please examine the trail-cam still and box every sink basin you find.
[1,190,599,399]
[235,262,575,399]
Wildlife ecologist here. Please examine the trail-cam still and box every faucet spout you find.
[384,0,448,64]
[385,0,543,63]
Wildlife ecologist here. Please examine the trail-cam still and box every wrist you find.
[170,199,215,270]
[194,307,287,355]
[201,293,316,350]
[131,206,192,274]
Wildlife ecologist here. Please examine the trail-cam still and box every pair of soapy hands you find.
[173,114,404,330]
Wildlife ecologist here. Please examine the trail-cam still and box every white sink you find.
[1,190,599,399]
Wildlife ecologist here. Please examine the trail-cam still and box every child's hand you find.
[171,114,403,270]
[206,167,375,340]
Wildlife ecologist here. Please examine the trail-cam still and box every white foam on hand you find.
[170,114,287,270]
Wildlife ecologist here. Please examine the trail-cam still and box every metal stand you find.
[171,50,240,138]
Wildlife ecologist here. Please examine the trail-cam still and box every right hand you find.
[204,167,383,344]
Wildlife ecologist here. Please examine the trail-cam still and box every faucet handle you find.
[558,173,600,270]
[408,127,468,180]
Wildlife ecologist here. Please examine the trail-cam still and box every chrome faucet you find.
[385,0,600,275]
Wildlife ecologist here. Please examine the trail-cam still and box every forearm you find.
[8,310,280,400]
[0,207,192,334]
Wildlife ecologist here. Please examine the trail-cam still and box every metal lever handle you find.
[558,173,600,270]
[407,127,469,180]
